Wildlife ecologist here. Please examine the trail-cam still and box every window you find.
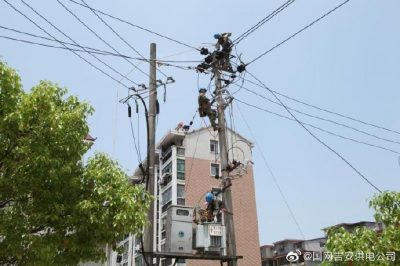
[210,163,220,177]
[177,184,185,206]
[162,187,172,206]
[161,173,172,187]
[210,140,219,154]
[161,217,166,231]
[122,241,129,260]
[177,147,185,156]
[162,162,172,175]
[177,159,185,180]
[161,162,172,187]
[162,146,172,163]
[135,256,143,266]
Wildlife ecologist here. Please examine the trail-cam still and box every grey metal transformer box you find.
[195,222,226,254]
[165,205,193,254]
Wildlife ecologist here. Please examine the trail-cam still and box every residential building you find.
[87,126,261,266]
[260,221,381,266]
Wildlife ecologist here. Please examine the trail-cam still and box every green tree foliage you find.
[0,61,151,265]
[325,191,400,266]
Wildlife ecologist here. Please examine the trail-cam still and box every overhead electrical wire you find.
[66,0,199,51]
[185,118,202,193]
[235,83,400,146]
[0,32,201,73]
[19,0,139,86]
[0,28,202,68]
[17,0,138,86]
[232,0,296,45]
[247,0,351,66]
[76,0,169,79]
[246,71,382,193]
[239,76,400,136]
[235,102,309,245]
[0,34,114,55]
[3,0,131,89]
[129,113,142,163]
[0,25,113,55]
[235,98,400,155]
[56,0,145,83]
[0,24,202,64]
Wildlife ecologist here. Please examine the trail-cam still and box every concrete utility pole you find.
[214,68,237,266]
[144,43,157,266]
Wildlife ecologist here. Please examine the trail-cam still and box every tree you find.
[324,191,400,266]
[0,60,151,265]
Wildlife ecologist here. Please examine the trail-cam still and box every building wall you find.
[184,128,253,163]
[184,128,261,266]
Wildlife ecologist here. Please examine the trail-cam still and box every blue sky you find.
[1,0,399,245]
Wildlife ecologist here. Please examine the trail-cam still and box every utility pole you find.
[214,68,237,266]
[144,43,157,266]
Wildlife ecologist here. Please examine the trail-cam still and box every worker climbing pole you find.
[198,88,218,130]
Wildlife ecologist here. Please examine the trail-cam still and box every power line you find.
[3,0,131,89]
[15,0,137,86]
[247,0,351,66]
[246,71,382,193]
[235,102,309,244]
[79,0,169,79]
[21,0,139,86]
[235,83,400,146]
[233,0,295,45]
[55,0,143,84]
[129,115,142,163]
[66,0,198,51]
[185,118,202,193]
[235,98,400,155]
[0,25,112,55]
[239,76,400,136]
[0,31,201,72]
[72,0,166,78]
[0,34,114,55]
[0,26,202,65]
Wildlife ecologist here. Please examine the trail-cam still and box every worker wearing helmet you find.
[214,32,233,72]
[203,192,226,222]
[198,88,218,130]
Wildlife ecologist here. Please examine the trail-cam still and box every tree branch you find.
[0,199,13,209]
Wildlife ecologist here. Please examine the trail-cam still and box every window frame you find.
[210,140,219,154]
[177,184,185,206]
[176,159,185,180]
[210,162,220,177]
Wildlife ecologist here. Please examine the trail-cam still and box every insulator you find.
[237,64,246,73]
[200,47,209,55]
[196,64,205,73]
[215,52,223,60]
[205,55,213,64]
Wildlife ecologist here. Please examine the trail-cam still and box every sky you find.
[1,0,399,246]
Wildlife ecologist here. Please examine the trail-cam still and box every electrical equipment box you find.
[164,205,193,254]
[195,222,226,254]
